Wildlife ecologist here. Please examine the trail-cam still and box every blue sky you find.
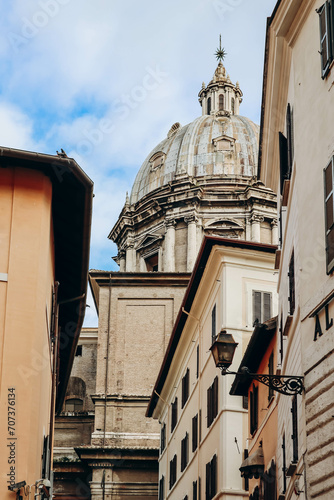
[0,0,278,324]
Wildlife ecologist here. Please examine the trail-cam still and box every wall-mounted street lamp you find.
[210,330,304,396]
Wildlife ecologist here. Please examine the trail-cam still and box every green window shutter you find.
[319,2,331,76]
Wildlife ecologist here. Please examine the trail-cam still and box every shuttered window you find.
[286,103,294,175]
[318,2,332,77]
[291,395,298,463]
[288,251,295,315]
[282,434,287,494]
[250,384,258,435]
[196,344,199,379]
[205,455,217,500]
[192,414,198,452]
[253,291,272,325]
[325,158,334,272]
[211,304,216,344]
[171,398,178,433]
[279,132,288,195]
[207,376,218,427]
[193,480,198,500]
[182,369,190,408]
[158,476,164,500]
[169,455,177,489]
[263,460,277,500]
[160,423,166,454]
[181,433,189,472]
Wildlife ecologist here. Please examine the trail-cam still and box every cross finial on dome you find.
[215,35,226,62]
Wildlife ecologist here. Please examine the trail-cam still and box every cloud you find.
[0,101,40,150]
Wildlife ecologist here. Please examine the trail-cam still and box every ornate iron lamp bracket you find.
[220,366,304,396]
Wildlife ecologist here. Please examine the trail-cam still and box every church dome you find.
[130,113,259,204]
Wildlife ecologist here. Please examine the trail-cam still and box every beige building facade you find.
[0,148,92,500]
[147,237,277,500]
[259,0,334,497]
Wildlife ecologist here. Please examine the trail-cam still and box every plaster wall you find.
[0,167,54,498]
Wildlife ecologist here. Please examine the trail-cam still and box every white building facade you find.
[147,237,277,500]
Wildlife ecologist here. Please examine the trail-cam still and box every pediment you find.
[212,134,235,151]
[136,233,164,251]
[204,218,244,239]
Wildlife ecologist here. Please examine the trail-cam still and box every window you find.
[207,97,211,115]
[282,434,287,494]
[182,369,190,408]
[279,132,288,195]
[268,352,274,401]
[171,398,178,432]
[145,253,158,272]
[192,414,198,452]
[318,1,333,78]
[279,314,284,364]
[263,460,277,500]
[291,395,298,463]
[160,423,166,454]
[253,291,271,325]
[286,103,294,174]
[205,455,217,500]
[324,157,334,273]
[231,97,235,114]
[211,304,216,344]
[199,409,202,443]
[75,345,82,357]
[158,476,164,500]
[243,450,249,492]
[207,376,218,427]
[169,455,177,489]
[250,384,258,434]
[219,94,224,111]
[288,251,295,315]
[181,433,189,472]
[196,345,199,379]
[193,480,198,500]
[64,398,83,412]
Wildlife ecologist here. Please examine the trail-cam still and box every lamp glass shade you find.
[210,331,238,369]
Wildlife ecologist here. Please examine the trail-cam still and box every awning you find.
[240,446,264,479]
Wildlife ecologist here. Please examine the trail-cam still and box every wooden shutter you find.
[159,476,164,500]
[286,104,293,175]
[279,132,288,194]
[196,345,199,379]
[319,2,331,76]
[253,291,262,325]
[211,305,216,344]
[325,159,334,272]
[211,455,217,498]
[291,395,298,463]
[193,480,198,500]
[171,398,178,432]
[282,434,287,493]
[268,352,274,401]
[160,423,166,454]
[288,252,295,315]
[213,376,218,419]
[207,385,212,428]
[192,414,198,452]
[254,386,258,431]
[205,462,210,500]
[263,293,271,322]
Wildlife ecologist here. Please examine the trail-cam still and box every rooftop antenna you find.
[215,34,227,62]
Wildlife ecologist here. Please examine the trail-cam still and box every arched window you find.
[231,97,235,114]
[219,94,224,111]
[65,398,83,412]
[207,97,211,115]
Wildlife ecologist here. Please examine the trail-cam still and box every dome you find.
[130,114,259,204]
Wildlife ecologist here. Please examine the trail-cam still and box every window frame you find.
[211,304,217,345]
[205,455,217,500]
[288,251,295,315]
[160,423,166,454]
[318,1,332,78]
[207,376,218,428]
[171,397,178,433]
[249,384,258,435]
[169,455,177,490]
[192,414,198,452]
[252,290,272,325]
[181,432,189,472]
[181,369,190,408]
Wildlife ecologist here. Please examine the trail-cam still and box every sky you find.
[0,0,278,325]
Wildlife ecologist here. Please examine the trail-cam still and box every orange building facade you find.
[0,148,93,500]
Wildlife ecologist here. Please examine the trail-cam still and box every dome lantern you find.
[198,37,243,117]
